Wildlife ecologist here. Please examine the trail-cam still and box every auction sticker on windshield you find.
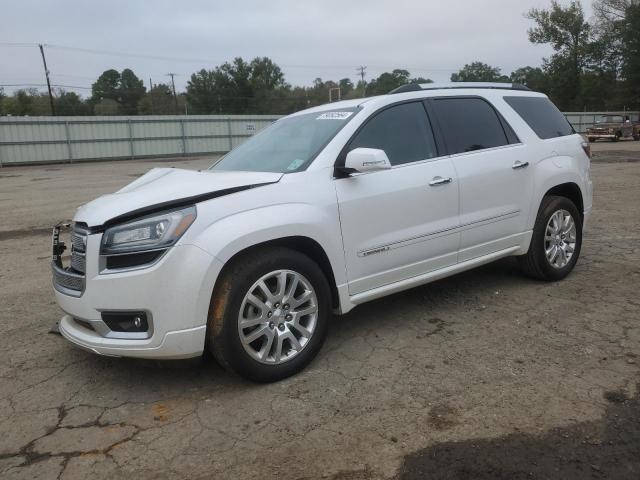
[316,111,353,120]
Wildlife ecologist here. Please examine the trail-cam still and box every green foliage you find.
[510,66,550,92]
[90,68,146,115]
[138,84,179,115]
[451,62,509,82]
[620,2,640,106]
[365,69,433,96]
[91,69,121,103]
[186,56,290,114]
[54,90,91,115]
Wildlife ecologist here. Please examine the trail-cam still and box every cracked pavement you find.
[1,143,639,479]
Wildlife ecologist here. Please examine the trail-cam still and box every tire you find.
[612,132,621,142]
[207,247,331,382]
[517,195,582,281]
[587,137,595,143]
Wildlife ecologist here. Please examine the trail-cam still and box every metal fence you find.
[1,111,639,166]
[0,115,280,166]
[564,111,640,134]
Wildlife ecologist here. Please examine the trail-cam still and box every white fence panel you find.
[2,111,638,166]
[0,115,280,166]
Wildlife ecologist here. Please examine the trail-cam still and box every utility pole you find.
[166,73,178,113]
[356,66,367,97]
[38,44,55,115]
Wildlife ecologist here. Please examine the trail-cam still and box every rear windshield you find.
[504,96,574,140]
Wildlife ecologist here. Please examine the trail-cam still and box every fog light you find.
[102,312,149,333]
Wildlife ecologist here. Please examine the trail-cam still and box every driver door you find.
[334,101,460,295]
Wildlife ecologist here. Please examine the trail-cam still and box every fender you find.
[191,202,348,288]
[528,154,589,229]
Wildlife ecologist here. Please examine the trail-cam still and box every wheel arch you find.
[544,182,584,221]
[214,236,340,311]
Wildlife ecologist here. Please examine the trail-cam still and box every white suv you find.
[53,83,593,382]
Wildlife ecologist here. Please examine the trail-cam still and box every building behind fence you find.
[0,111,638,166]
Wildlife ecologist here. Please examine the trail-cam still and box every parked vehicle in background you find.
[52,82,593,382]
[586,114,640,142]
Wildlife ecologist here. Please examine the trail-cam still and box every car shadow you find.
[398,385,640,480]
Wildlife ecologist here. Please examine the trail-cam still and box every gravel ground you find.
[0,144,639,479]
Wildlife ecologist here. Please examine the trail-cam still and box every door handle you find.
[429,176,453,186]
[512,161,529,170]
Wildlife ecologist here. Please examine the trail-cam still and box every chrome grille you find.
[52,263,85,293]
[70,226,87,274]
[71,231,86,253]
[70,251,86,273]
[52,223,88,296]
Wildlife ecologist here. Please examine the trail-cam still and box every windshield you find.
[210,108,359,173]
[598,115,624,123]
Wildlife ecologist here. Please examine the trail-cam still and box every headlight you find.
[101,206,196,255]
[608,128,615,134]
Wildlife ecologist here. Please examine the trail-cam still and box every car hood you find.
[592,123,619,129]
[74,168,283,227]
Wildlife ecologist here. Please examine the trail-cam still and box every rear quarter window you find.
[504,96,574,140]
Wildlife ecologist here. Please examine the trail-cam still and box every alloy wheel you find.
[237,269,318,364]
[544,209,577,269]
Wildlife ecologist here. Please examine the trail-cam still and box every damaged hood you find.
[74,168,283,227]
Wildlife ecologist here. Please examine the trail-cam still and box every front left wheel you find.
[207,247,331,382]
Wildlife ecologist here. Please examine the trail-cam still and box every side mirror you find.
[343,148,392,174]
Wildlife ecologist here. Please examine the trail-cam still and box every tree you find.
[119,69,146,115]
[139,84,177,114]
[526,1,591,109]
[91,69,121,104]
[54,90,90,115]
[365,69,433,96]
[90,68,146,115]
[620,2,640,107]
[93,98,121,115]
[510,66,550,92]
[0,87,5,115]
[451,62,509,82]
[186,69,219,114]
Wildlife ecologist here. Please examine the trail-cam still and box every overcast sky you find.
[1,0,595,96]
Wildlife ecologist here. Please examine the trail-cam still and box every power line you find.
[0,83,92,90]
[40,43,460,71]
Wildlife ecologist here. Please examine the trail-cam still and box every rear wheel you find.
[518,195,582,281]
[207,247,330,382]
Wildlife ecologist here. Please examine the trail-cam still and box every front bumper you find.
[54,239,223,359]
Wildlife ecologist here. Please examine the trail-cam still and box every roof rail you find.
[389,82,531,94]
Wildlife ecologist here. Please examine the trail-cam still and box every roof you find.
[389,82,531,94]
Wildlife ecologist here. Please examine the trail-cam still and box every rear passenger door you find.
[334,101,460,295]
[427,96,534,261]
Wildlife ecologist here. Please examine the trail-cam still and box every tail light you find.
[581,141,591,159]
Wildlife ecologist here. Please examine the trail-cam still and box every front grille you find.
[70,251,86,273]
[52,264,85,293]
[71,231,86,253]
[52,223,88,296]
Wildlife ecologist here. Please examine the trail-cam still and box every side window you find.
[431,98,509,154]
[348,102,438,166]
[504,96,574,139]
